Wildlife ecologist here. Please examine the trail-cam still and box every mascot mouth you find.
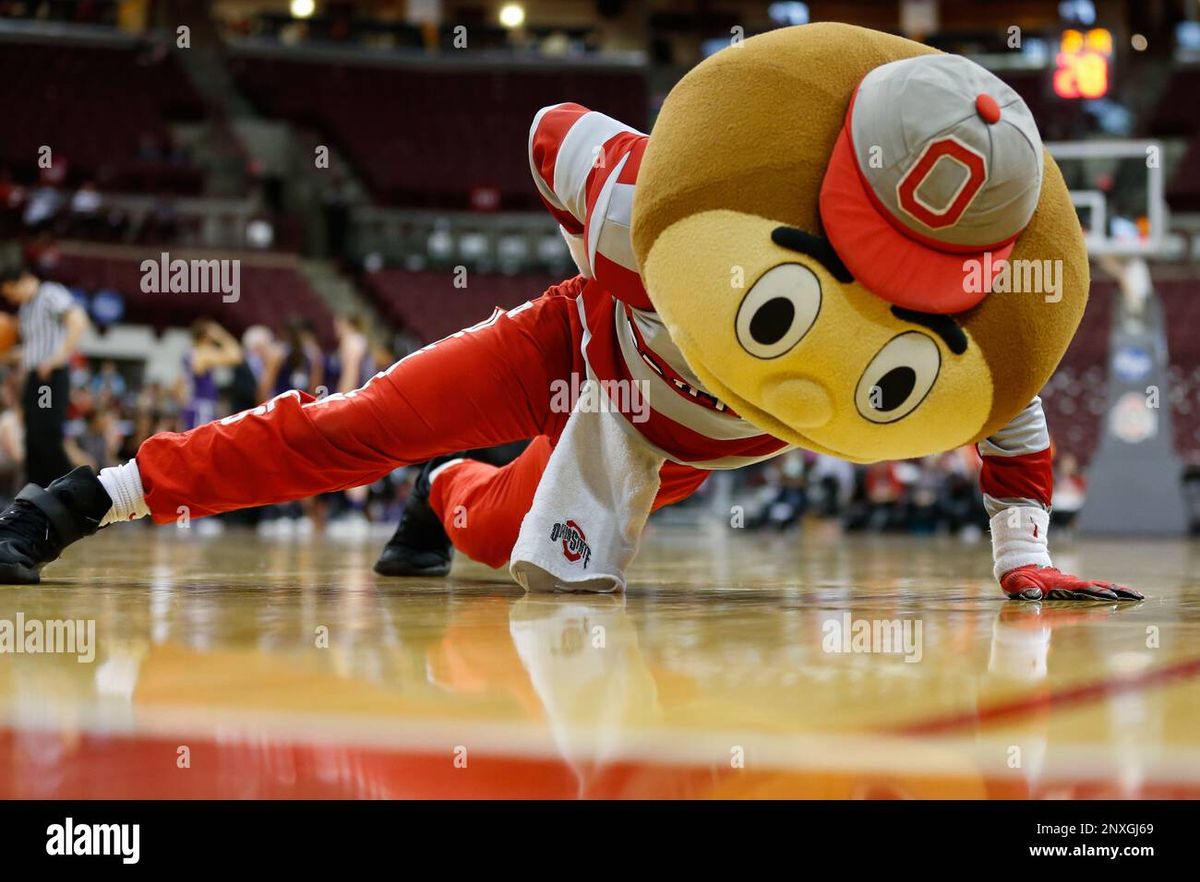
[666,323,874,463]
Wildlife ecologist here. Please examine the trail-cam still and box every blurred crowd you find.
[732,446,1090,538]
[0,311,418,536]
[0,152,195,246]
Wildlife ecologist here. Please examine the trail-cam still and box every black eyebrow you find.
[890,306,968,355]
[770,226,854,283]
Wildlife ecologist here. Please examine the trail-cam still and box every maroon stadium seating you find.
[0,40,206,193]
[362,268,564,342]
[1041,277,1200,465]
[49,252,334,346]
[230,55,648,208]
[1159,279,1200,463]
[1149,65,1200,137]
[1166,133,1200,213]
[1039,280,1114,466]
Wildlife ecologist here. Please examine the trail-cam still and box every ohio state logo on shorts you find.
[549,519,592,568]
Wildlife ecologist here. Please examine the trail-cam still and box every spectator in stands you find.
[241,324,284,403]
[66,408,120,472]
[226,325,270,413]
[1051,452,1088,530]
[738,446,992,537]
[175,319,242,430]
[302,318,329,391]
[140,196,179,244]
[118,381,169,462]
[937,448,987,539]
[863,462,907,531]
[266,318,325,397]
[809,453,855,519]
[332,313,373,394]
[21,185,62,231]
[25,232,62,274]
[908,457,944,534]
[323,314,376,536]
[761,450,808,530]
[0,265,89,487]
[67,375,96,425]
[68,181,104,238]
[250,318,328,535]
[70,181,102,215]
[90,360,127,402]
[370,337,394,380]
[0,372,24,499]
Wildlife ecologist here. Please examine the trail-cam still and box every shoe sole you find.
[372,560,451,578]
[0,561,41,585]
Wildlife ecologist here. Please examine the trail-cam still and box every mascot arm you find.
[528,103,654,309]
[981,397,1142,601]
[977,396,1053,524]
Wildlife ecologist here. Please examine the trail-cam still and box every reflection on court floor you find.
[1,525,1198,798]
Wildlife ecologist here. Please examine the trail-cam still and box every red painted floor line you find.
[891,655,1200,736]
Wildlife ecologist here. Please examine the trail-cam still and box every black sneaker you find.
[0,466,113,584]
[373,456,459,577]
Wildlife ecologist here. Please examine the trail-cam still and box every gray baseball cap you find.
[819,53,1045,313]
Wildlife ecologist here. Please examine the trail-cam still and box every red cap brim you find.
[819,124,1014,315]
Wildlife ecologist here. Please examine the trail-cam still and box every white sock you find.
[98,459,150,526]
[989,506,1052,581]
[427,457,466,486]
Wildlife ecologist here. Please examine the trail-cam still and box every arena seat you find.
[0,39,206,193]
[230,55,648,208]
[362,268,564,342]
[1148,65,1200,137]
[1158,279,1200,462]
[1040,280,1114,466]
[48,252,335,346]
[1166,133,1200,213]
[1040,277,1200,466]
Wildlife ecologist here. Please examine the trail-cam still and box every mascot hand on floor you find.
[631,24,1140,601]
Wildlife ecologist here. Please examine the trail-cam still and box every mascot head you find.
[631,23,1086,463]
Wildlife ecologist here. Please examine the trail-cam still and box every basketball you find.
[0,313,17,353]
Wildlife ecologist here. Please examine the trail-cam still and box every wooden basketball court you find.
[1,523,1197,798]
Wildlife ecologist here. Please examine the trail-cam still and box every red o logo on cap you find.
[895,137,988,230]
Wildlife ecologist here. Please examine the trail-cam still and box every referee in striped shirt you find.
[1,266,89,487]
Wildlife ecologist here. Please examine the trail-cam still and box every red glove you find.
[1000,564,1143,602]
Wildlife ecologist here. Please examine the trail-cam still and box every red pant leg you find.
[430,437,553,568]
[431,439,710,568]
[654,462,711,511]
[135,277,587,523]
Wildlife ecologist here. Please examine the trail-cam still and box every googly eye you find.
[855,332,941,423]
[735,264,822,359]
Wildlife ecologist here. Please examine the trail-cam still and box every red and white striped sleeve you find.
[976,396,1054,518]
[528,103,653,309]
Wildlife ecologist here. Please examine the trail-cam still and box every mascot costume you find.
[0,24,1142,602]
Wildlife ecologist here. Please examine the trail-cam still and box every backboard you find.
[1048,139,1167,256]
